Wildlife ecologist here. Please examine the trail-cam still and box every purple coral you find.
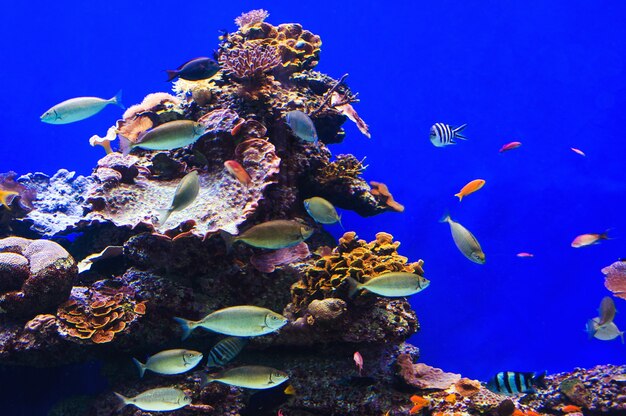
[219,44,281,79]
[234,9,269,28]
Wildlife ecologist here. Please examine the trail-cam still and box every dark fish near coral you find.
[206,336,248,368]
[285,110,318,143]
[166,57,220,82]
[132,349,203,377]
[174,305,288,339]
[304,196,341,225]
[486,371,546,395]
[429,122,467,147]
[202,365,289,389]
[158,171,200,226]
[114,387,191,412]
[347,272,430,297]
[440,214,485,264]
[119,120,207,156]
[221,220,314,251]
[598,296,616,325]
[41,91,124,124]
[242,384,292,416]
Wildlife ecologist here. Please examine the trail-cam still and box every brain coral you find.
[0,236,76,317]
[291,231,424,312]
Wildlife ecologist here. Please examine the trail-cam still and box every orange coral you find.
[370,181,405,212]
[291,231,424,312]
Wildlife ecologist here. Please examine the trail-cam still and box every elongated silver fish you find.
[41,91,124,124]
[221,220,314,251]
[347,272,430,298]
[174,305,288,339]
[440,214,485,264]
[158,171,200,225]
[203,365,289,389]
[206,337,248,368]
[132,349,203,377]
[119,120,206,156]
[286,110,318,143]
[304,197,341,225]
[429,123,468,147]
[114,387,191,411]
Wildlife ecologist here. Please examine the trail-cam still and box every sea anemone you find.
[234,9,269,28]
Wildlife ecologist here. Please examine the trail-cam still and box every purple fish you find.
[166,57,220,82]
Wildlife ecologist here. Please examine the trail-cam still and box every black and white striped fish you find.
[206,337,248,368]
[486,371,546,395]
[429,123,468,147]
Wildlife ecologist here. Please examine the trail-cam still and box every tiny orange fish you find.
[499,141,522,153]
[224,160,252,186]
[570,147,585,156]
[454,179,485,202]
[571,231,610,248]
[516,252,534,258]
[353,351,363,375]
[409,395,429,413]
[524,411,541,416]
[561,405,582,413]
[444,393,456,404]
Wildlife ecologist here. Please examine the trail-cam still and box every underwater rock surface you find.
[0,9,622,416]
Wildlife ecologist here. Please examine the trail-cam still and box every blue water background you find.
[1,0,625,410]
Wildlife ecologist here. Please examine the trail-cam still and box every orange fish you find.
[570,147,585,156]
[224,160,252,186]
[454,179,485,201]
[0,189,19,209]
[499,141,522,153]
[525,411,541,416]
[516,252,534,258]
[353,351,363,375]
[561,405,582,413]
[409,395,429,414]
[571,231,610,248]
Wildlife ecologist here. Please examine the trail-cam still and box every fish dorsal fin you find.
[178,57,211,69]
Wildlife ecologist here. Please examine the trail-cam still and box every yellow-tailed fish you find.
[132,349,202,377]
[41,91,124,124]
[221,220,314,251]
[285,110,318,143]
[0,190,19,209]
[174,305,288,339]
[119,120,206,156]
[304,197,342,226]
[202,365,289,389]
[206,337,248,368]
[454,179,485,201]
[440,214,486,264]
[158,171,200,225]
[114,387,191,412]
[347,272,430,297]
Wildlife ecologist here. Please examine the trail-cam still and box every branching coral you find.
[317,154,368,185]
[219,44,281,80]
[234,9,270,29]
[291,231,424,312]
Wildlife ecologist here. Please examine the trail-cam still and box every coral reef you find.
[602,260,626,300]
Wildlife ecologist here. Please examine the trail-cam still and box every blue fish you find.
[286,110,318,143]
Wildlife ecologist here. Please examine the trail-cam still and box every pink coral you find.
[234,9,269,28]
[396,354,461,390]
[602,260,626,300]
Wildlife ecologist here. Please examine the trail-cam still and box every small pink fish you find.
[571,231,610,248]
[353,351,363,375]
[224,160,252,186]
[499,141,522,153]
[516,252,534,258]
[571,147,586,156]
[277,410,284,416]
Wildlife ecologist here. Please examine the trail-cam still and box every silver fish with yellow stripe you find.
[202,365,289,389]
[440,214,485,264]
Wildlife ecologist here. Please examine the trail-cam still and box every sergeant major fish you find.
[202,365,289,389]
[41,91,124,124]
[285,110,318,143]
[174,305,288,339]
[347,272,430,298]
[221,220,314,251]
[132,349,203,377]
[166,57,220,82]
[157,171,200,225]
[206,337,248,368]
[114,387,191,412]
[119,120,206,156]
[429,123,468,147]
[486,371,546,395]
[304,197,341,225]
[440,214,486,264]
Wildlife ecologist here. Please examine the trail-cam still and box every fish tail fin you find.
[347,277,361,298]
[454,192,463,202]
[600,229,612,240]
[338,214,345,231]
[113,392,129,411]
[173,317,198,340]
[118,135,132,156]
[219,229,236,254]
[132,358,146,378]
[158,209,173,226]
[166,70,180,82]
[200,372,215,387]
[533,371,547,389]
[439,212,451,223]
[110,90,124,109]
[453,123,467,133]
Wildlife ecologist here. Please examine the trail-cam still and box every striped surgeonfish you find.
[486,371,546,395]
[206,337,248,368]
[429,123,468,147]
